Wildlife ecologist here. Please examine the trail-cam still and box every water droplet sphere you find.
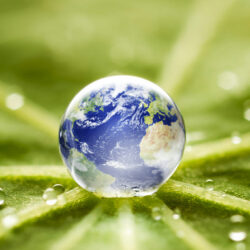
[42,188,58,205]
[59,75,185,197]
[53,184,65,195]
[152,207,163,221]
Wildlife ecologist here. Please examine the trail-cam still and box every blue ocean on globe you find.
[59,75,185,197]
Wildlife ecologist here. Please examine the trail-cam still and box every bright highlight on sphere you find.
[59,75,185,197]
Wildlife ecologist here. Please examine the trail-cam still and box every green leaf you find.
[0,0,250,249]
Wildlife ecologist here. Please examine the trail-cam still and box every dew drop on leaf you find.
[229,214,247,244]
[229,231,247,242]
[2,214,19,229]
[172,208,181,220]
[52,184,65,195]
[172,213,180,220]
[152,207,163,221]
[231,132,242,145]
[59,75,186,197]
[42,188,58,206]
[0,188,6,206]
[205,179,214,191]
[230,215,245,223]
[5,93,24,110]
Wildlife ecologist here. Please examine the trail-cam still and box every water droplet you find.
[244,108,250,121]
[5,93,24,110]
[152,207,163,221]
[205,179,214,191]
[172,208,181,220]
[52,184,65,195]
[229,231,247,242]
[230,215,245,223]
[2,214,18,229]
[218,71,239,90]
[172,213,180,220]
[231,135,242,145]
[59,75,186,197]
[42,188,58,205]
[0,188,6,206]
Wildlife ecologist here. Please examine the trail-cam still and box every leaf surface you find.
[0,0,250,249]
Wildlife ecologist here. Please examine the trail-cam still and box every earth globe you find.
[59,75,185,197]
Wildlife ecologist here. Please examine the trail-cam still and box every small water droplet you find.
[172,208,181,220]
[172,213,180,220]
[52,184,65,195]
[229,231,247,242]
[0,188,6,206]
[2,214,18,229]
[244,108,250,121]
[218,71,239,90]
[205,179,214,191]
[230,215,245,223]
[232,135,242,145]
[43,188,57,205]
[152,207,163,221]
[5,93,24,110]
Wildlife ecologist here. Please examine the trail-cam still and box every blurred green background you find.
[0,0,249,166]
[0,1,250,250]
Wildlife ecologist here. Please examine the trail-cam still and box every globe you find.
[59,75,185,197]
